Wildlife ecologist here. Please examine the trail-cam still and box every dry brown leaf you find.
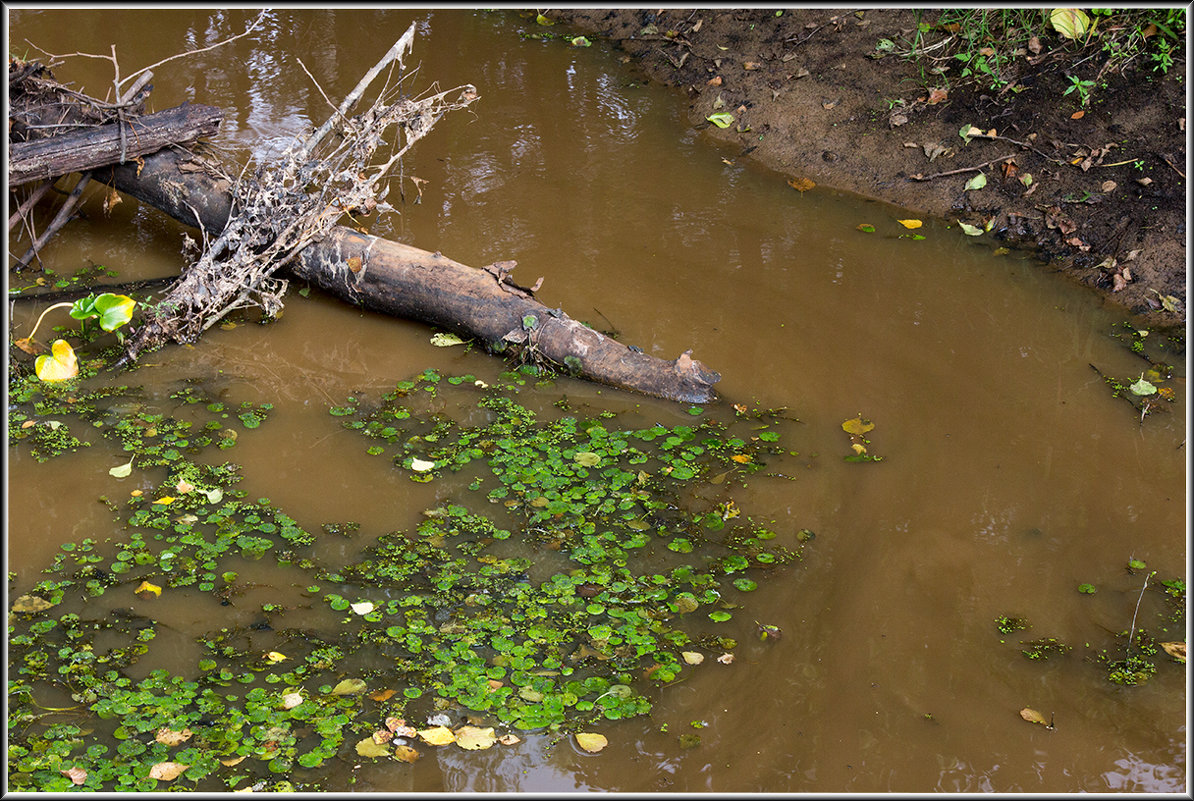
[12,594,55,613]
[822,98,839,110]
[220,755,247,767]
[743,61,761,70]
[1071,110,1085,120]
[1028,35,1042,54]
[148,761,189,781]
[13,337,42,355]
[717,652,735,664]
[103,188,122,215]
[60,766,87,785]
[1161,641,1186,661]
[372,729,394,744]
[393,745,421,763]
[1101,180,1117,193]
[498,733,522,746]
[1019,707,1050,727]
[707,75,722,86]
[155,727,193,746]
[889,111,909,127]
[926,87,948,105]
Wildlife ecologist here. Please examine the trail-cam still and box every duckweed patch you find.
[9,366,807,790]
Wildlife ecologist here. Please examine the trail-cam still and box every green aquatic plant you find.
[8,366,808,790]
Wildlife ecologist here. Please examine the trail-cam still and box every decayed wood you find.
[103,148,722,404]
[8,102,223,188]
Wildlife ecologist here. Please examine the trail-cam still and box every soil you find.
[545,8,1187,337]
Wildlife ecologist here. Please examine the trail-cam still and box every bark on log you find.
[103,148,721,404]
[8,102,223,188]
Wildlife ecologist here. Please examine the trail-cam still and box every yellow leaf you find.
[682,651,705,665]
[12,594,56,613]
[787,176,816,193]
[842,417,875,436]
[575,732,608,753]
[453,725,497,750]
[153,496,175,505]
[370,689,396,702]
[851,443,868,455]
[1019,707,1051,727]
[897,219,922,229]
[135,580,162,597]
[265,651,288,664]
[220,755,247,767]
[730,454,752,464]
[1161,641,1186,661]
[148,761,189,781]
[393,745,421,763]
[417,726,456,746]
[355,737,391,758]
[35,339,78,382]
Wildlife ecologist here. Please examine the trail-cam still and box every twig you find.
[15,172,93,268]
[909,155,1016,181]
[116,11,265,97]
[1124,570,1154,658]
[1158,154,1185,179]
[8,179,57,231]
[968,132,1067,165]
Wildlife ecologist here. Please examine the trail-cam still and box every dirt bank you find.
[544,8,1187,337]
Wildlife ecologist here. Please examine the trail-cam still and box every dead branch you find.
[118,22,479,365]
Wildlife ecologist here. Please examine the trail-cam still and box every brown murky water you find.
[7,9,1188,793]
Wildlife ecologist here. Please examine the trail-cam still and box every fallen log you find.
[8,102,223,188]
[102,148,722,404]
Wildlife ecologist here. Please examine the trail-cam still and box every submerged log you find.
[103,148,721,404]
[8,102,223,188]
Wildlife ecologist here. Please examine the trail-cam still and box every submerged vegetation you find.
[8,358,806,791]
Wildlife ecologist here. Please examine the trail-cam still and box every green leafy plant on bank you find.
[872,8,1185,100]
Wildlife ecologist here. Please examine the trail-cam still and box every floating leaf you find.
[570,36,591,47]
[717,653,735,664]
[787,176,816,193]
[574,451,601,467]
[1019,707,1051,727]
[417,726,456,746]
[958,220,984,236]
[35,339,78,382]
[857,223,875,233]
[265,651,288,664]
[155,727,193,746]
[355,737,391,758]
[350,601,375,615]
[575,732,608,753]
[498,733,522,746]
[430,332,465,347]
[410,458,435,472]
[371,689,396,703]
[841,417,875,436]
[135,580,162,597]
[454,725,497,750]
[219,755,247,767]
[535,13,554,26]
[730,454,752,464]
[60,766,87,786]
[1050,8,1090,40]
[281,692,304,709]
[393,745,421,763]
[1161,642,1186,661]
[964,172,987,191]
[148,761,188,781]
[897,219,922,229]
[682,651,705,665]
[1129,375,1157,396]
[706,112,735,128]
[331,678,367,695]
[12,595,55,613]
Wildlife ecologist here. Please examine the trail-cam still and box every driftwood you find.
[8,101,223,188]
[103,147,722,404]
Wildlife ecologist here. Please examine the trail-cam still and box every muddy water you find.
[7,8,1187,793]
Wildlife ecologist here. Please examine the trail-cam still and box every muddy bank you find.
[544,8,1186,337]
